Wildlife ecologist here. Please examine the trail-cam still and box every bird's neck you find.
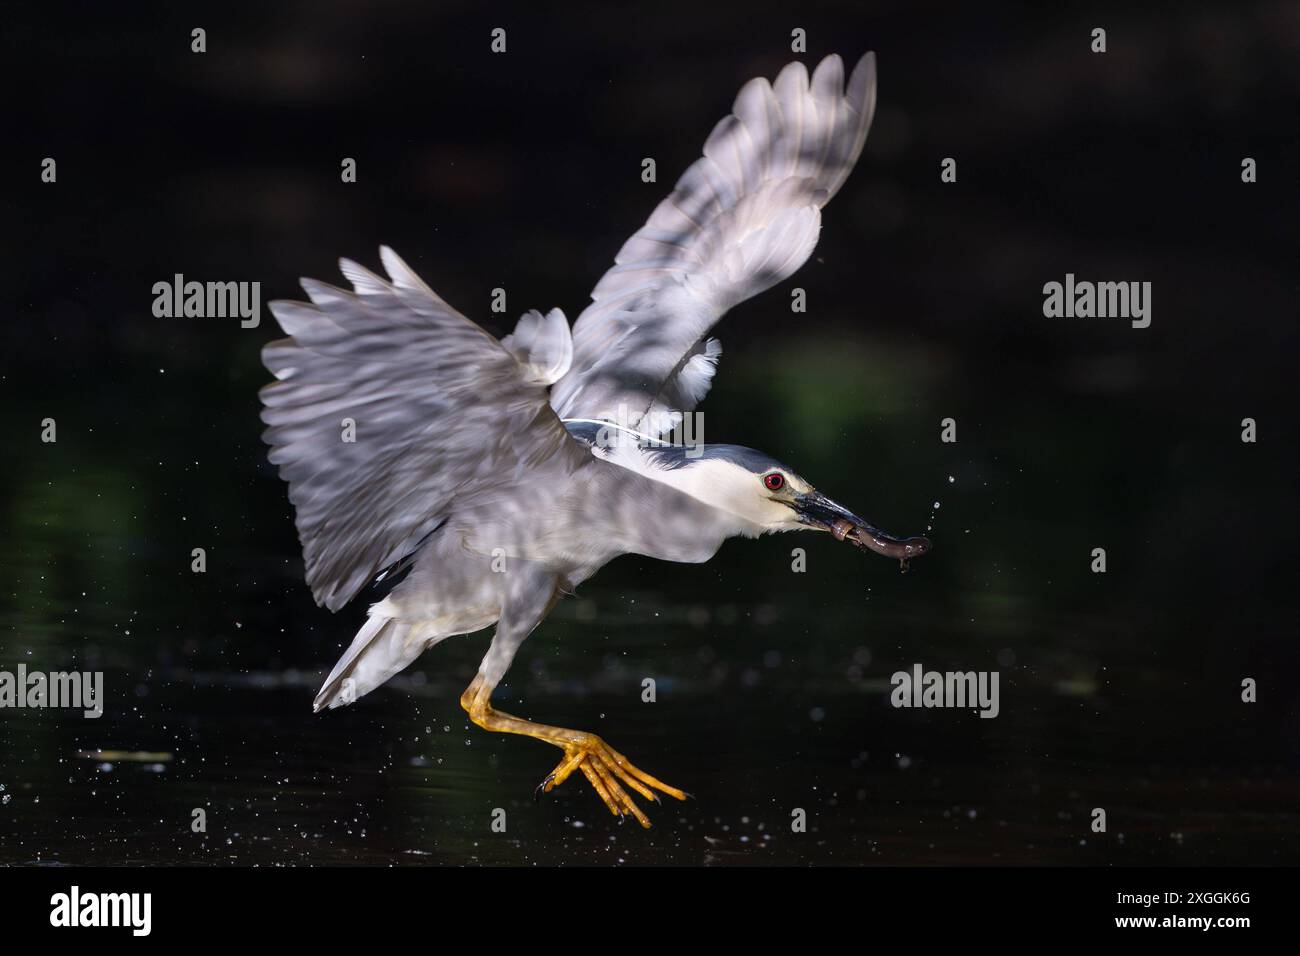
[594,441,770,539]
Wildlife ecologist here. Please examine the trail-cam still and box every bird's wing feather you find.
[499,307,573,385]
[550,52,877,435]
[260,247,588,611]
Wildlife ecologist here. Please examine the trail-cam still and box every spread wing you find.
[260,247,587,611]
[550,52,878,435]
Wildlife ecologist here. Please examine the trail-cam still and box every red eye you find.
[763,473,785,491]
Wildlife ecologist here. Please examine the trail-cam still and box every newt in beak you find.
[793,490,931,562]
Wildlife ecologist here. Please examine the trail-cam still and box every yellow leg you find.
[459,675,687,828]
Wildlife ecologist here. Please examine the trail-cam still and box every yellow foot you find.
[537,734,688,828]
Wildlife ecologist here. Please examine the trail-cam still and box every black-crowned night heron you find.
[260,51,929,826]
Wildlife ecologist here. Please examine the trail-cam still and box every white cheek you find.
[616,454,801,530]
[760,497,804,529]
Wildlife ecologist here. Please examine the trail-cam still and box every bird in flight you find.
[260,51,929,827]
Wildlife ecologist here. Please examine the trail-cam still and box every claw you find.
[537,733,686,827]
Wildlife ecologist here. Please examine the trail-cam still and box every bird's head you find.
[643,443,932,562]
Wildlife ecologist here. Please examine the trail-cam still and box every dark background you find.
[1,0,1297,864]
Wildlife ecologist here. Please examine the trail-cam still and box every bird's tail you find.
[312,612,432,712]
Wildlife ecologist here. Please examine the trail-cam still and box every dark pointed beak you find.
[793,491,931,561]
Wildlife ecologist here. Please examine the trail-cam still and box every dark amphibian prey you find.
[260,52,930,826]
